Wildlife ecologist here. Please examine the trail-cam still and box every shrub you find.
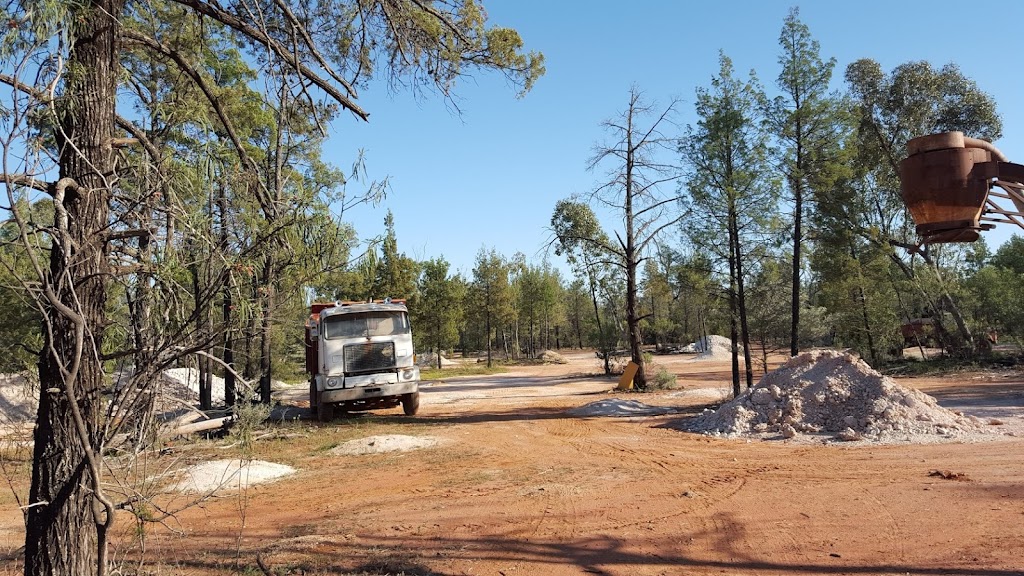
[647,367,679,391]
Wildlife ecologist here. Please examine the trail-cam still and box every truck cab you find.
[305,300,420,421]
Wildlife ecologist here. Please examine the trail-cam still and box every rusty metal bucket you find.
[899,132,996,243]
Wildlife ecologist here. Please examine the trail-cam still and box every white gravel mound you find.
[0,373,36,423]
[416,352,458,368]
[692,335,733,361]
[537,350,568,364]
[569,399,673,417]
[331,434,442,455]
[684,349,989,443]
[163,368,226,404]
[171,459,295,493]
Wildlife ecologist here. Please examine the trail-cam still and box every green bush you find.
[647,367,679,390]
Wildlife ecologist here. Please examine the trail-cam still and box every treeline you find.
[546,8,1019,394]
[3,7,1018,406]
[325,9,1024,396]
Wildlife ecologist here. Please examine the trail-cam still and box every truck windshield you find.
[322,311,410,339]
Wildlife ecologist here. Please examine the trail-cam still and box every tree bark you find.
[27,2,125,574]
[219,181,237,406]
[851,244,879,364]
[731,209,754,389]
[790,176,802,357]
[728,224,741,398]
[259,255,276,404]
[589,275,610,375]
[624,117,646,390]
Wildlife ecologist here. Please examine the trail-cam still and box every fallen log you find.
[165,416,234,437]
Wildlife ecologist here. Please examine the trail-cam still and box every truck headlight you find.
[401,368,418,381]
[326,377,341,389]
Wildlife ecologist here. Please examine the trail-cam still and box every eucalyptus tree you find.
[516,263,543,358]
[745,259,790,371]
[539,262,567,350]
[640,257,676,348]
[413,257,466,368]
[554,87,683,388]
[514,260,563,356]
[959,236,1024,344]
[766,8,844,357]
[842,58,1000,353]
[470,248,514,367]
[372,210,419,300]
[0,1,543,573]
[564,278,590,349]
[674,250,719,345]
[551,199,616,374]
[681,53,778,394]
[0,201,45,373]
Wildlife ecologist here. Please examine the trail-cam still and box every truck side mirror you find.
[309,325,319,338]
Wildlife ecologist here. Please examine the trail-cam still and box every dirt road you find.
[3,350,1024,575]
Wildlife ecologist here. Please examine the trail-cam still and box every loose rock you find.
[682,349,988,443]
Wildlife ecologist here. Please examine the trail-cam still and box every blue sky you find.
[326,0,1024,277]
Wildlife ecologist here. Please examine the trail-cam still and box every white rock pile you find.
[537,350,568,364]
[0,373,36,424]
[416,352,458,368]
[685,349,987,443]
[693,335,733,361]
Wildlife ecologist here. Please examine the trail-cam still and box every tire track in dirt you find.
[529,415,768,544]
[856,484,906,562]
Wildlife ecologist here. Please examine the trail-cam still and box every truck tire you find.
[317,400,335,422]
[401,392,420,416]
[308,379,317,409]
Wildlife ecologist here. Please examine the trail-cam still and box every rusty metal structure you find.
[900,131,1024,244]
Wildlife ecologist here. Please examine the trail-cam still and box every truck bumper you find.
[321,381,419,404]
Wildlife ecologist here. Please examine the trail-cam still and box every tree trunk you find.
[259,256,275,404]
[485,302,493,368]
[731,210,754,389]
[27,2,125,574]
[728,225,741,398]
[529,313,535,358]
[589,276,610,375]
[218,182,236,406]
[190,256,212,410]
[624,123,646,390]
[852,245,879,364]
[790,177,802,357]
[222,298,236,407]
[625,258,646,389]
[244,291,259,381]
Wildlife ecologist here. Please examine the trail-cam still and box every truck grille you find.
[344,342,396,374]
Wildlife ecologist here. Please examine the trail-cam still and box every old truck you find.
[305,299,421,421]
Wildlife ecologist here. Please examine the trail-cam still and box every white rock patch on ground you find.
[684,349,988,443]
[331,434,442,455]
[171,459,295,493]
[569,399,673,417]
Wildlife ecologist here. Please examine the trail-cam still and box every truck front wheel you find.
[401,392,420,416]
[308,379,317,409]
[317,399,335,422]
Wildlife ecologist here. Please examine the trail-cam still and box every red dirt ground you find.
[2,350,1023,576]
